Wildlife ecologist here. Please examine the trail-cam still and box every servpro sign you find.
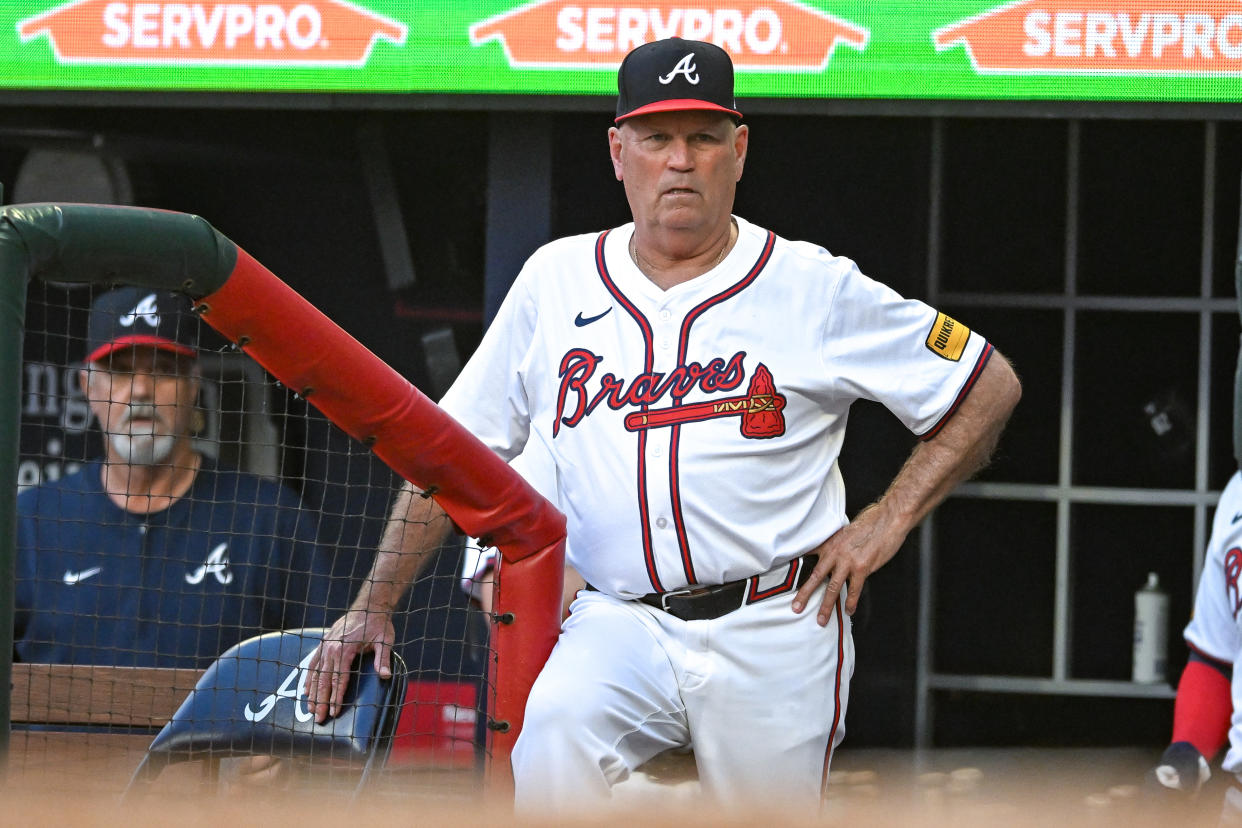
[935,0,1242,74]
[468,1,869,70]
[2,1,1241,102]
[18,0,407,64]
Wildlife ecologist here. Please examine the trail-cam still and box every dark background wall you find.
[6,102,1241,748]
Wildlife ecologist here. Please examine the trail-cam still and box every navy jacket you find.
[15,458,330,668]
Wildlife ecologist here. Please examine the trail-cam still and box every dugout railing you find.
[0,199,566,792]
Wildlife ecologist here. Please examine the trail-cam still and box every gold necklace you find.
[630,222,734,276]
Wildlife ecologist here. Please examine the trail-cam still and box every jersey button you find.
[659,309,672,321]
[656,517,668,529]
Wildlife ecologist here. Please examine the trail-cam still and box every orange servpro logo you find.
[468,0,869,70]
[17,0,407,65]
[934,0,1242,74]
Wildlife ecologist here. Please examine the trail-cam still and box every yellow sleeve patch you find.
[925,313,970,361]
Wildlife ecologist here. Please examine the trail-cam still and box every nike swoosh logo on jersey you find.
[574,308,612,327]
[1233,512,1242,524]
[63,567,102,585]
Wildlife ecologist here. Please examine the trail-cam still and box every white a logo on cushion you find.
[244,650,316,724]
[186,542,234,585]
[120,293,161,329]
[659,53,699,85]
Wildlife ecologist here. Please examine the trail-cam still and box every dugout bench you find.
[7,663,206,794]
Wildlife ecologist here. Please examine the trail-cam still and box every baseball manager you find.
[307,37,1021,813]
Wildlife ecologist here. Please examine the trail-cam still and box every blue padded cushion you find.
[146,627,403,762]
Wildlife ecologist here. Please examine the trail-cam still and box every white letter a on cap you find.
[120,293,161,328]
[659,53,700,85]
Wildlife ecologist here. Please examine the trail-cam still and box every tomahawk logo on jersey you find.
[555,344,786,438]
[622,362,787,438]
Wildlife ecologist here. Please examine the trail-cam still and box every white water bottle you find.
[1132,572,1169,683]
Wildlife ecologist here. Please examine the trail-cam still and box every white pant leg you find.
[686,584,853,813]
[511,590,689,813]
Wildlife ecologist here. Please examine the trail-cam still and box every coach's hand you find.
[793,502,906,625]
[304,608,396,723]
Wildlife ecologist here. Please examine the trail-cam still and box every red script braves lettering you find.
[554,348,746,435]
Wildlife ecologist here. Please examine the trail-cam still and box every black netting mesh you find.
[10,280,494,798]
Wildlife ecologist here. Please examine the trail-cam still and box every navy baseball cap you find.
[615,38,742,124]
[85,287,199,365]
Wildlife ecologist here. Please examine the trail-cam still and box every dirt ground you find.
[3,734,1225,826]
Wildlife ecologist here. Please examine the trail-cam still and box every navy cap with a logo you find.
[615,38,742,124]
[85,287,199,365]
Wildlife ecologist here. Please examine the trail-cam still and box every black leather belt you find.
[587,553,817,622]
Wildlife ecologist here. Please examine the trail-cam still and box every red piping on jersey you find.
[820,597,846,799]
[919,341,994,442]
[595,230,664,593]
[668,230,777,584]
[746,557,799,602]
[1186,642,1234,671]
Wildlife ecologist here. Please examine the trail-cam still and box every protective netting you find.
[10,280,494,798]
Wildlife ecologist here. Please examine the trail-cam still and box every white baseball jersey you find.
[440,215,993,599]
[1184,471,1242,773]
[459,541,495,604]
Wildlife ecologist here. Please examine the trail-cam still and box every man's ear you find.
[78,367,90,397]
[608,126,624,182]
[734,123,749,181]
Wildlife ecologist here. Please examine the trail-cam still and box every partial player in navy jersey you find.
[14,287,330,669]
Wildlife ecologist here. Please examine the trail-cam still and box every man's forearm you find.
[880,353,1021,534]
[351,480,454,614]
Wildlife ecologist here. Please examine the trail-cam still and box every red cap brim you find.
[85,335,197,366]
[616,99,743,123]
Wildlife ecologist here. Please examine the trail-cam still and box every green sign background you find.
[2,0,1240,102]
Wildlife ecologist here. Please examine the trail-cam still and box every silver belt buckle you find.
[659,587,695,612]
